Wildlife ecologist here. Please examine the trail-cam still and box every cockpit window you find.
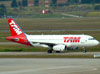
[88,38,95,40]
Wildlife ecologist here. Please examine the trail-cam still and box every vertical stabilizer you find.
[8,18,24,36]
[7,18,31,46]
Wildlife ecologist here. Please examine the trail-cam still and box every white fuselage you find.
[26,34,99,48]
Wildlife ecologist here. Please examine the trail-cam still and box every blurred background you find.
[0,0,100,18]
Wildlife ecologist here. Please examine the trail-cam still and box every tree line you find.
[9,0,100,8]
[0,0,100,17]
[11,0,28,8]
[52,0,100,6]
[0,4,6,17]
[68,0,100,4]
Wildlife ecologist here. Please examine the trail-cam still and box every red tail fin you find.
[7,18,31,46]
[8,18,24,36]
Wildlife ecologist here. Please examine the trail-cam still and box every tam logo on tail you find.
[8,19,23,36]
[10,20,22,35]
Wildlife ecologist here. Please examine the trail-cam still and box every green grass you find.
[0,1,11,8]
[0,44,100,52]
[88,11,100,17]
[0,54,93,58]
[0,18,100,30]
[0,45,48,52]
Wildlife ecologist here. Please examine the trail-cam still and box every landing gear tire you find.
[83,47,87,53]
[48,50,53,53]
[56,51,60,53]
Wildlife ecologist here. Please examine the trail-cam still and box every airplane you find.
[6,18,99,53]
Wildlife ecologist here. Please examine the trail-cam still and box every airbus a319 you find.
[6,19,99,53]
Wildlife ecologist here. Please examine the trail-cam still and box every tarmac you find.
[0,58,100,74]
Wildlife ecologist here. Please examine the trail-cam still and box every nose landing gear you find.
[83,47,87,53]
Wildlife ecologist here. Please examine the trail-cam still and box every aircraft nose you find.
[96,40,100,45]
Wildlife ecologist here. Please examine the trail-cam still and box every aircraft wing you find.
[32,42,56,47]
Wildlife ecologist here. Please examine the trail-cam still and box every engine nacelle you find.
[67,47,78,50]
[53,45,66,51]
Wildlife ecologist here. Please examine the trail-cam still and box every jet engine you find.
[53,45,66,51]
[67,47,78,50]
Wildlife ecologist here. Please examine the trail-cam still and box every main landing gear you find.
[48,49,53,53]
[56,51,60,53]
[48,45,53,53]
[47,47,60,53]
[83,47,87,53]
[48,49,60,53]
